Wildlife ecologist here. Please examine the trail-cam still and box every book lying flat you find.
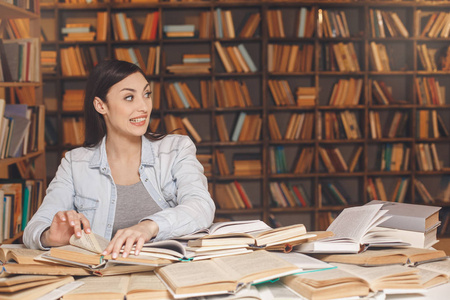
[187,224,316,250]
[295,204,408,254]
[314,247,447,266]
[155,250,302,299]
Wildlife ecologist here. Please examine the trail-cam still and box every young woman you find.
[24,60,215,258]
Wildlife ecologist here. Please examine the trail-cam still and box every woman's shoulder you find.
[147,134,194,153]
[63,145,97,162]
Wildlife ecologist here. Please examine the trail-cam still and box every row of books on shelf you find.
[319,146,361,174]
[417,110,449,138]
[214,181,253,210]
[270,182,310,208]
[59,46,99,77]
[415,143,444,172]
[369,9,409,38]
[3,18,30,39]
[216,112,261,142]
[46,116,84,147]
[415,77,446,105]
[215,42,257,73]
[267,112,314,141]
[214,79,253,108]
[268,44,314,73]
[369,111,408,139]
[321,111,361,140]
[418,10,450,38]
[267,8,316,38]
[0,178,44,243]
[0,101,45,159]
[61,22,97,42]
[0,38,39,82]
[112,12,158,41]
[321,42,360,72]
[317,9,351,38]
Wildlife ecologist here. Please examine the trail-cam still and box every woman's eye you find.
[125,95,133,101]
[144,91,152,98]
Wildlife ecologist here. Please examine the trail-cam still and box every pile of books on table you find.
[1,202,449,300]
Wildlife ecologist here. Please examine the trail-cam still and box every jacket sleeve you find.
[23,152,76,250]
[142,136,215,241]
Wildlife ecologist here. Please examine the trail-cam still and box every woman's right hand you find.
[40,210,91,247]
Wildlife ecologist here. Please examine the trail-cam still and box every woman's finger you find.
[134,237,146,256]
[79,214,91,234]
[121,235,137,258]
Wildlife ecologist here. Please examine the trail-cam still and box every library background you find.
[0,0,449,249]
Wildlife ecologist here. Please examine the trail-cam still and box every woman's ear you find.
[93,97,107,115]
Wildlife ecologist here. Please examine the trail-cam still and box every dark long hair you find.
[83,60,164,147]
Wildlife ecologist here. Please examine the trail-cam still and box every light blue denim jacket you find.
[23,134,215,250]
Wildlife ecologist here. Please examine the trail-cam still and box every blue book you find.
[4,104,30,158]
[298,8,307,38]
[116,13,130,40]
[173,82,190,108]
[237,44,257,72]
[127,48,139,67]
[163,24,195,33]
[231,112,247,142]
[215,8,223,38]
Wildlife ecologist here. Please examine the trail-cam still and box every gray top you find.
[112,181,162,237]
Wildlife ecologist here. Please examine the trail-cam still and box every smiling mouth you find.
[130,117,146,123]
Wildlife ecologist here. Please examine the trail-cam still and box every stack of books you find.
[61,23,96,42]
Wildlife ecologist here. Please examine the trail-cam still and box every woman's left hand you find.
[102,220,159,258]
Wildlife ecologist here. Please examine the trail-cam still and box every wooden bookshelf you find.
[0,1,45,244]
[41,1,449,234]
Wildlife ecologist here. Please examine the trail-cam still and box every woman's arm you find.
[23,151,91,249]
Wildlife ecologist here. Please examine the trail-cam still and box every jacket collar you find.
[89,135,156,169]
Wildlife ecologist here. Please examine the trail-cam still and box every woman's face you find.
[96,72,152,139]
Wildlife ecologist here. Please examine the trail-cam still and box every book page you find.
[213,250,299,284]
[282,267,363,285]
[156,259,239,289]
[334,263,419,290]
[326,204,388,243]
[274,252,333,270]
[65,275,129,296]
[69,232,109,254]
[417,259,450,276]
[127,272,167,293]
[4,248,46,264]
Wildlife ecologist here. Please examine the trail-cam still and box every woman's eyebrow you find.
[120,87,136,92]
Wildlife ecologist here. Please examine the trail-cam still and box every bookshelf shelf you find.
[40,0,450,233]
[0,150,45,168]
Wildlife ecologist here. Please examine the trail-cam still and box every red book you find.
[234,180,253,209]
[150,12,159,40]
[292,185,307,207]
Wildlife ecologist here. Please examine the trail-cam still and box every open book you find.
[177,219,272,240]
[0,275,74,300]
[314,247,447,266]
[0,244,91,276]
[61,272,171,300]
[187,224,316,251]
[46,232,174,269]
[155,250,302,299]
[295,203,408,254]
[282,263,422,299]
